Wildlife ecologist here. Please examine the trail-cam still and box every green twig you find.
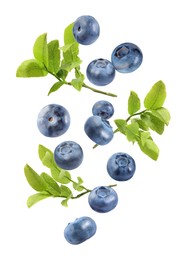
[47,68,117,97]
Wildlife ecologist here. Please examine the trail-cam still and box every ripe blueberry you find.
[84,115,114,145]
[86,58,115,86]
[92,100,114,119]
[88,186,118,213]
[111,42,143,73]
[107,152,136,181]
[73,15,100,45]
[54,141,83,170]
[64,216,97,245]
[37,104,70,137]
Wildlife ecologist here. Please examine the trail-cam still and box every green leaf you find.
[16,59,48,77]
[33,33,48,67]
[141,112,165,135]
[71,74,84,91]
[61,42,76,52]
[38,145,56,169]
[61,198,70,207]
[61,58,81,72]
[144,80,166,109]
[114,119,127,134]
[51,168,71,184]
[125,122,140,142]
[40,172,61,195]
[48,81,64,95]
[61,23,80,69]
[128,91,141,115]
[151,107,171,126]
[64,23,76,44]
[56,69,68,79]
[60,185,72,197]
[138,139,159,160]
[47,40,60,73]
[24,164,47,192]
[38,144,52,161]
[60,184,72,207]
[73,177,84,191]
[131,118,149,131]
[139,131,151,146]
[27,192,51,208]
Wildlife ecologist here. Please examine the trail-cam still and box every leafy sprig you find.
[24,144,116,208]
[16,23,117,97]
[94,80,171,161]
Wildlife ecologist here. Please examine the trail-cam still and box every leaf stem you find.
[82,83,117,97]
[125,109,147,123]
[46,67,117,97]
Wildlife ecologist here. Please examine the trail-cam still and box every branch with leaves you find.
[16,23,117,97]
[24,144,116,208]
[94,80,171,161]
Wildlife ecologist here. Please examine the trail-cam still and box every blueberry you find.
[107,152,136,181]
[84,115,113,145]
[73,15,100,45]
[54,141,83,170]
[64,216,97,245]
[86,58,115,86]
[111,42,143,73]
[88,186,118,213]
[37,104,70,137]
[92,100,114,119]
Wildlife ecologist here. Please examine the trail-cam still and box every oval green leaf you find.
[144,80,166,109]
[128,91,141,115]
[16,59,48,77]
[24,164,47,192]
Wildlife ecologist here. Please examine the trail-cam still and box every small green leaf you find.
[128,91,141,115]
[38,144,53,161]
[144,80,166,109]
[138,139,159,160]
[40,172,61,195]
[60,42,76,52]
[71,75,84,91]
[139,131,151,146]
[62,23,80,67]
[114,119,127,134]
[24,164,47,192]
[27,192,51,208]
[51,168,71,184]
[125,122,140,142]
[151,107,171,126]
[48,81,64,95]
[38,145,56,169]
[47,40,60,73]
[60,185,72,197]
[33,33,48,67]
[56,69,68,79]
[61,198,70,207]
[141,112,165,135]
[16,59,48,77]
[73,177,84,191]
[64,23,76,45]
[132,118,149,131]
[61,58,81,72]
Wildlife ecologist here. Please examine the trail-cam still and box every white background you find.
[1,0,189,259]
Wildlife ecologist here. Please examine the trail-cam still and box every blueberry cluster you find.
[36,15,139,245]
[37,100,135,244]
[72,15,143,87]
[84,100,114,145]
